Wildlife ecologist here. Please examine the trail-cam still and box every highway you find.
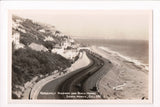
[37,50,113,99]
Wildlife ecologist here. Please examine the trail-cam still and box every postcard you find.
[8,9,152,103]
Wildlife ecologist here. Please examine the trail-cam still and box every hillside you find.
[12,15,79,99]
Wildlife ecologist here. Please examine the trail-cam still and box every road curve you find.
[37,50,112,99]
[57,51,104,99]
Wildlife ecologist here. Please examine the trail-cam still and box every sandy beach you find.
[22,47,149,100]
[90,46,149,100]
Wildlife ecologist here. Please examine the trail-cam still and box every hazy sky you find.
[11,10,152,40]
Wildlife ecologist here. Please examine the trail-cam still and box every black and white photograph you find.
[9,9,152,102]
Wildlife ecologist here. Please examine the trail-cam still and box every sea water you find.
[76,39,149,69]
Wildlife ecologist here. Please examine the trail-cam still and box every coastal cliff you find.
[12,15,79,99]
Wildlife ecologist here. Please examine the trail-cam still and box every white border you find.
[0,1,160,107]
[7,9,153,104]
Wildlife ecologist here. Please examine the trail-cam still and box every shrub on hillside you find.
[12,48,71,98]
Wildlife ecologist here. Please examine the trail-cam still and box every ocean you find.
[76,39,149,65]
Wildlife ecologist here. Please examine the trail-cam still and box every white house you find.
[63,50,78,60]
[12,20,20,29]
[12,32,20,44]
[44,36,55,41]
[12,32,24,49]
[55,32,64,37]
[16,19,22,23]
[52,48,78,60]
[61,40,71,49]
[39,29,45,33]
[69,39,75,43]
[52,48,64,54]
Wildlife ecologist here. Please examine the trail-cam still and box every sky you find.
[11,10,152,40]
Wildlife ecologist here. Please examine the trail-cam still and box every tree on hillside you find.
[43,41,56,52]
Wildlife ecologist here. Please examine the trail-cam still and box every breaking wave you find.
[99,46,149,71]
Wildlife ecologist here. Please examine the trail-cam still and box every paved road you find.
[37,50,112,99]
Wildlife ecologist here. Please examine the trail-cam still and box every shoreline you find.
[90,46,148,100]
[99,46,149,71]
[22,46,149,100]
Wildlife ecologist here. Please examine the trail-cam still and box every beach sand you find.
[90,46,148,100]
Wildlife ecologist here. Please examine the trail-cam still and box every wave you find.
[99,46,149,71]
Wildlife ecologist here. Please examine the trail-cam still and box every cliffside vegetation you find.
[12,15,73,99]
